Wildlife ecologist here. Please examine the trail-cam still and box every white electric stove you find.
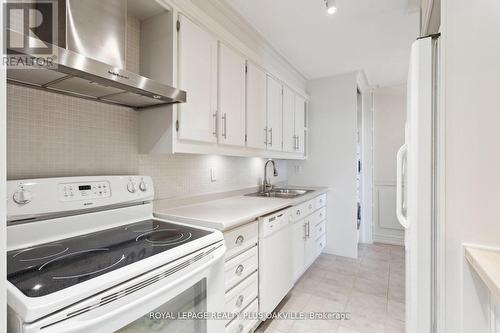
[6,176,226,333]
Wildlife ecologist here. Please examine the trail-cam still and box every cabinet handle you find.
[309,204,313,210]
[269,128,273,147]
[236,295,244,308]
[237,324,244,333]
[306,221,310,238]
[222,113,227,139]
[264,127,268,145]
[303,223,307,240]
[212,112,217,136]
[235,264,244,276]
[235,235,244,245]
[297,136,300,150]
[296,210,301,216]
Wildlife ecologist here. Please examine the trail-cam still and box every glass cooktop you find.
[7,220,213,298]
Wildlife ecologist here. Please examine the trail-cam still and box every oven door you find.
[24,242,225,333]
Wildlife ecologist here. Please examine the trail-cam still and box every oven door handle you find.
[27,244,226,333]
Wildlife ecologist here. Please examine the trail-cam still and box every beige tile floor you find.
[256,243,405,333]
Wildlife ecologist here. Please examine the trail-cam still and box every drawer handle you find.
[237,324,244,333]
[320,242,323,247]
[320,213,323,218]
[296,210,301,216]
[235,235,245,245]
[320,199,323,204]
[235,264,244,276]
[309,204,313,209]
[319,227,323,232]
[236,295,244,308]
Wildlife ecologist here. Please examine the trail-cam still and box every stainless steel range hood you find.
[7,0,186,109]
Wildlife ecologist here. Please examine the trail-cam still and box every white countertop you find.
[464,245,500,301]
[154,187,329,231]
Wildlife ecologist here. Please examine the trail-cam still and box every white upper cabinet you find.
[266,76,283,151]
[218,43,246,147]
[295,94,306,154]
[177,14,218,143]
[282,86,296,153]
[246,62,267,150]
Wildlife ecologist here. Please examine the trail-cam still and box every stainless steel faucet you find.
[263,159,278,192]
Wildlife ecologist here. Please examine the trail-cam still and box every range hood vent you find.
[6,0,186,109]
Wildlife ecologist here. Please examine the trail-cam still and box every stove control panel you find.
[59,181,111,201]
[7,176,154,223]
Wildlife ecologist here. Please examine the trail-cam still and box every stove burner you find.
[136,229,193,246]
[125,224,160,233]
[12,244,69,262]
[39,249,126,280]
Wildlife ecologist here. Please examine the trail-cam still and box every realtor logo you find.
[3,0,58,68]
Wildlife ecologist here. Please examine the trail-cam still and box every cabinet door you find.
[266,76,283,151]
[218,43,246,147]
[304,219,317,269]
[246,62,267,149]
[177,15,218,143]
[282,86,296,152]
[295,94,306,154]
[291,219,306,282]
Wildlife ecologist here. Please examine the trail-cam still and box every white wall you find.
[288,72,359,258]
[372,84,406,245]
[0,2,6,330]
[441,0,500,332]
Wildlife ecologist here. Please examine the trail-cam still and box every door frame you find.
[356,72,374,245]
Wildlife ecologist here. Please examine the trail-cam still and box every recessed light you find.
[325,0,337,15]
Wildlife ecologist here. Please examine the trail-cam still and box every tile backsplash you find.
[7,84,287,200]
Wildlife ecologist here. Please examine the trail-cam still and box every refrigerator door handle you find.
[396,144,409,229]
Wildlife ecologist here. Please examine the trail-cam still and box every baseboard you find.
[373,233,404,246]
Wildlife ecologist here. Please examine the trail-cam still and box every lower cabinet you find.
[290,194,327,283]
[223,221,259,332]
[291,219,306,282]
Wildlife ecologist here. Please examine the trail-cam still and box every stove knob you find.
[139,181,148,192]
[127,182,137,194]
[13,189,32,205]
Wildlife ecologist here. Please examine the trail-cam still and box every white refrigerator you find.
[396,34,440,333]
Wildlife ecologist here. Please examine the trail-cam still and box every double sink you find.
[245,188,313,199]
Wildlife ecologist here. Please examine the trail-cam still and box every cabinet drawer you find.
[225,272,258,315]
[314,220,326,239]
[316,235,326,256]
[315,194,327,209]
[225,246,258,291]
[304,199,316,215]
[315,207,326,223]
[224,221,258,260]
[225,298,259,333]
[291,203,307,221]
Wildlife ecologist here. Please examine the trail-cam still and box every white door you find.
[282,86,296,152]
[246,62,267,149]
[266,76,283,151]
[291,219,305,282]
[218,43,246,147]
[177,15,218,143]
[295,94,306,154]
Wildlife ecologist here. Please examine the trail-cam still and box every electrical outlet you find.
[210,168,216,182]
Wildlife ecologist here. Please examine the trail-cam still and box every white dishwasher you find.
[258,208,294,314]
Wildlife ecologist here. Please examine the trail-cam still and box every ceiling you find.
[225,0,420,86]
